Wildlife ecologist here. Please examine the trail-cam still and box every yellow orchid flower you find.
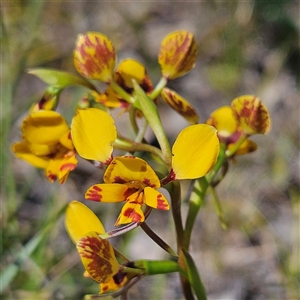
[65,201,119,284]
[206,104,262,156]
[94,58,154,110]
[74,32,116,83]
[12,110,77,183]
[231,95,271,135]
[85,156,170,226]
[158,30,197,80]
[65,201,139,294]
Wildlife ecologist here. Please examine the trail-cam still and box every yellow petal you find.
[71,108,117,163]
[161,88,199,124]
[26,141,57,156]
[65,201,105,244]
[231,95,271,135]
[77,232,119,283]
[206,106,237,138]
[22,110,69,144]
[12,142,50,168]
[115,201,144,225]
[144,187,170,210]
[60,130,74,150]
[158,30,197,80]
[104,156,160,188]
[85,183,128,202]
[172,124,220,179]
[74,32,116,83]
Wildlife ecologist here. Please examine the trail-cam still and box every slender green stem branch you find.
[110,79,134,104]
[167,180,184,246]
[183,177,209,249]
[225,133,248,157]
[134,117,148,143]
[140,222,178,257]
[129,106,139,134]
[149,77,168,100]
[206,143,227,184]
[114,137,163,161]
[210,186,227,230]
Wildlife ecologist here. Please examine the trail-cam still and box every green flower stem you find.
[134,116,148,144]
[206,143,227,184]
[166,181,195,300]
[133,260,186,276]
[114,137,163,161]
[149,76,168,100]
[183,177,209,249]
[110,79,134,104]
[210,185,227,230]
[120,265,146,275]
[225,133,248,157]
[183,144,228,249]
[133,80,172,168]
[166,180,184,246]
[129,106,139,134]
[140,222,178,257]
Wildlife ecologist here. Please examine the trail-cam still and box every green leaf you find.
[182,249,207,300]
[28,68,97,90]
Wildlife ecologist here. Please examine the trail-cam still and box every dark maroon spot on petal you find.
[60,163,76,172]
[86,186,102,202]
[123,208,142,222]
[140,165,147,172]
[156,194,169,210]
[47,173,57,182]
[92,185,102,191]
[143,178,156,188]
[114,176,127,184]
[123,187,138,199]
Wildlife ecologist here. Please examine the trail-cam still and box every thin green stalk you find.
[166,181,195,300]
[183,177,209,249]
[114,137,163,161]
[209,186,227,230]
[149,77,168,100]
[129,106,139,134]
[140,222,178,257]
[134,116,148,143]
[225,133,248,157]
[166,180,184,246]
[183,143,227,249]
[110,79,134,104]
[206,143,227,184]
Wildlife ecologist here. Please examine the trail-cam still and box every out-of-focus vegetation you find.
[1,1,299,299]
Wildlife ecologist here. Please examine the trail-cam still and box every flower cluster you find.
[12,30,271,298]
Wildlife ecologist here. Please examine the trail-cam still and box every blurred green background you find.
[1,1,299,299]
